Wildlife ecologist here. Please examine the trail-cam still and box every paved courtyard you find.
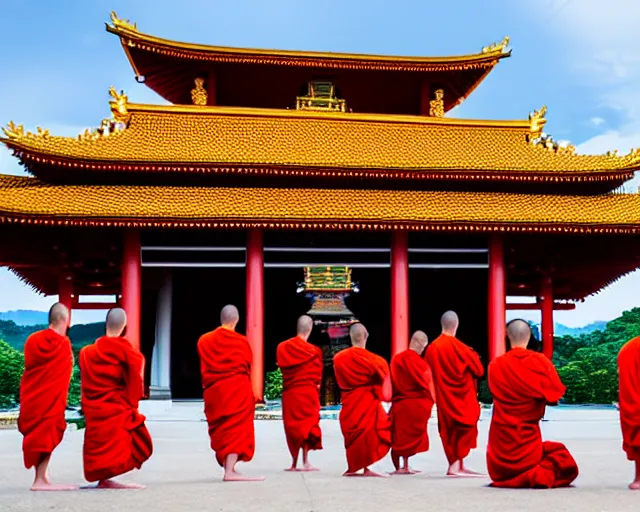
[0,405,637,512]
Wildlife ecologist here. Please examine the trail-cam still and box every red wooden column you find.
[488,234,506,361]
[206,72,217,106]
[121,229,141,352]
[58,274,73,325]
[246,228,264,402]
[541,277,554,360]
[391,230,410,358]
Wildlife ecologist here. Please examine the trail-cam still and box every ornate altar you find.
[298,266,359,405]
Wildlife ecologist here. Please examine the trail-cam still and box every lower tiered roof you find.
[1,175,639,234]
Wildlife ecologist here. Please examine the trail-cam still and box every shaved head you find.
[349,323,369,347]
[507,319,531,348]
[106,308,127,337]
[409,330,428,354]
[220,304,240,329]
[441,310,459,335]
[48,303,69,333]
[296,315,313,338]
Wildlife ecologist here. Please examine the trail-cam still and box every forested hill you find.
[555,307,640,404]
[0,320,105,350]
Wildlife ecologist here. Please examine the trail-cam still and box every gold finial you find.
[2,121,25,140]
[528,105,547,140]
[482,36,510,54]
[428,88,445,117]
[109,86,130,125]
[191,78,208,106]
[109,11,137,32]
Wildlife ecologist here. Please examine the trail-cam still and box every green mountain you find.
[554,321,609,337]
[0,319,105,350]
[0,310,48,325]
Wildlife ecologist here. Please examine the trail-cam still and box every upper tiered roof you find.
[106,12,510,114]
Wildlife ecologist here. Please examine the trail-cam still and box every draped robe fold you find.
[198,327,255,466]
[618,337,640,463]
[333,347,391,473]
[487,348,579,488]
[425,334,484,464]
[18,329,73,469]
[276,336,323,458]
[80,336,153,482]
[390,349,434,462]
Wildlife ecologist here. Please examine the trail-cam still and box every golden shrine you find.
[2,13,640,402]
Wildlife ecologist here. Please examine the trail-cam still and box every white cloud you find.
[589,117,605,127]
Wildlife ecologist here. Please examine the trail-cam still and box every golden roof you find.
[106,12,511,73]
[3,104,639,182]
[1,175,640,234]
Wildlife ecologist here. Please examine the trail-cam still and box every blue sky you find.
[1,0,639,326]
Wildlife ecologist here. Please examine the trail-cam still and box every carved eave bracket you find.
[482,36,510,54]
[109,11,138,32]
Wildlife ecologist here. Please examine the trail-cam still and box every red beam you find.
[506,302,576,311]
[73,302,118,310]
[488,234,506,361]
[391,231,409,357]
[121,230,141,351]
[246,228,264,403]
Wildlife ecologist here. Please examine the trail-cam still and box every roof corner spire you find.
[109,11,138,32]
[482,36,510,54]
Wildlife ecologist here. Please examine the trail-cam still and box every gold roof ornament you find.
[429,89,445,117]
[108,86,130,125]
[296,81,347,113]
[109,11,137,32]
[482,36,510,54]
[191,78,208,106]
[2,121,50,141]
[528,105,547,141]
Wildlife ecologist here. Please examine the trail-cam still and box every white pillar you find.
[150,270,172,399]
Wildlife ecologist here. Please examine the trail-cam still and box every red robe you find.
[276,336,323,458]
[80,336,153,482]
[333,346,391,473]
[487,348,579,488]
[18,329,73,469]
[390,349,435,462]
[425,334,484,464]
[618,336,640,463]
[198,327,255,466]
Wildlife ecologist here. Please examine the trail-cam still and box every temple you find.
[2,12,640,401]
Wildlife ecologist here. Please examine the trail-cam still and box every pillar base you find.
[148,386,172,400]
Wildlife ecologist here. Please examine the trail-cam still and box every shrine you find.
[2,13,640,402]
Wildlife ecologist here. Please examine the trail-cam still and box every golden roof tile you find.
[3,104,639,181]
[1,175,639,234]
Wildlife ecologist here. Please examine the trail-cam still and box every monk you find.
[276,315,323,471]
[487,319,578,488]
[390,330,435,475]
[18,302,75,491]
[333,323,391,477]
[618,335,640,489]
[425,310,484,476]
[198,305,264,481]
[80,308,153,489]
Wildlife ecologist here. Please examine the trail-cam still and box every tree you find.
[0,339,24,408]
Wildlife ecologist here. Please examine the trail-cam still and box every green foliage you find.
[477,378,492,405]
[68,365,82,407]
[264,368,283,400]
[0,339,24,408]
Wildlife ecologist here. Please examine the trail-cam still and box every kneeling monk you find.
[80,308,153,489]
[426,311,484,476]
[333,323,391,477]
[276,315,323,471]
[198,305,264,481]
[18,303,75,491]
[390,331,435,474]
[487,319,578,488]
[618,335,640,490]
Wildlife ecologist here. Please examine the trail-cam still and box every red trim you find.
[506,302,575,311]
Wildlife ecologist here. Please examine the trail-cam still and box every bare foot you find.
[362,469,388,478]
[224,471,265,482]
[629,480,640,490]
[300,463,319,472]
[30,482,78,491]
[97,479,146,489]
[284,467,299,472]
[343,471,361,477]
[390,468,413,475]
[461,468,486,477]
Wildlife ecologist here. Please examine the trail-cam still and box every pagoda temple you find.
[2,12,640,402]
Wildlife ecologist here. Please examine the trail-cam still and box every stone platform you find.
[0,405,636,512]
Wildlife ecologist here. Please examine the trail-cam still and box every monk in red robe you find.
[333,323,391,477]
[618,336,640,489]
[276,315,323,471]
[487,319,578,488]
[18,303,76,491]
[425,311,484,476]
[390,330,435,475]
[80,308,153,489]
[198,304,264,481]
